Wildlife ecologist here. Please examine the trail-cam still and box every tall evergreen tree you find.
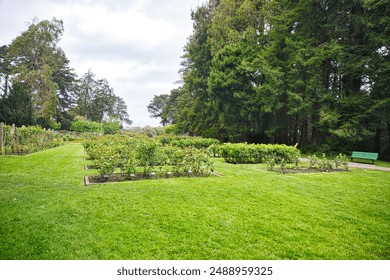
[147,94,171,126]
[0,45,11,98]
[52,49,78,129]
[0,83,33,126]
[176,2,216,136]
[74,70,131,125]
[7,18,65,123]
[151,0,390,156]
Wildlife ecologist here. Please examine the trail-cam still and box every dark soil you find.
[85,172,213,185]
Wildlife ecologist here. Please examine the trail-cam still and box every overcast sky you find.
[0,0,202,127]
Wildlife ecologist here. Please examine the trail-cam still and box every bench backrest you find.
[351,151,378,160]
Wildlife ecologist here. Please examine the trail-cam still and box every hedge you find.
[219,143,300,164]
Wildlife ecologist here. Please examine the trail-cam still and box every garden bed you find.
[268,167,350,174]
[82,136,216,183]
[84,172,218,185]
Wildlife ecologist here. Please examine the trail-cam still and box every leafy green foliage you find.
[0,19,131,129]
[147,94,177,126]
[334,154,349,170]
[157,135,220,149]
[83,135,215,179]
[1,124,64,154]
[6,18,64,122]
[49,120,61,131]
[74,70,131,126]
[94,146,120,179]
[136,140,160,174]
[70,120,102,133]
[0,83,33,126]
[102,120,120,135]
[308,154,349,171]
[154,0,390,159]
[219,143,300,165]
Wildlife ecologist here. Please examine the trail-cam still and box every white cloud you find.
[59,2,175,50]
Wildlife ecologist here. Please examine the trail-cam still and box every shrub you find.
[49,120,61,131]
[157,135,220,149]
[136,140,161,174]
[334,154,349,170]
[102,121,120,135]
[164,124,178,135]
[120,154,137,179]
[308,155,320,169]
[70,120,102,133]
[94,146,120,179]
[219,143,300,165]
[207,143,221,157]
[319,154,334,171]
[308,153,349,171]
[1,125,64,155]
[83,135,215,179]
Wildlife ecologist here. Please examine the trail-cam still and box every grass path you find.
[0,144,389,260]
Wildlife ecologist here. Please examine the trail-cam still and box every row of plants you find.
[83,137,214,180]
[70,119,122,135]
[156,135,220,149]
[1,124,65,155]
[308,154,349,171]
[219,143,300,165]
[264,153,349,173]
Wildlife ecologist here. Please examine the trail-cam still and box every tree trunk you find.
[374,128,381,154]
[387,122,390,159]
[322,58,331,90]
[299,119,309,147]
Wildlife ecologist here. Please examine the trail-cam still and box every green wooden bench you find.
[351,151,378,164]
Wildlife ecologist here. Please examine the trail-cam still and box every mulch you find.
[84,172,214,186]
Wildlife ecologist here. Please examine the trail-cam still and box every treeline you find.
[148,0,390,159]
[0,18,131,130]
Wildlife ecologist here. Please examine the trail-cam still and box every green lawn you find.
[0,144,389,260]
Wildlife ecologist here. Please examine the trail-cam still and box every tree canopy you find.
[149,0,390,159]
[0,18,131,129]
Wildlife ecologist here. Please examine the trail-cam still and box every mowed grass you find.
[0,144,389,260]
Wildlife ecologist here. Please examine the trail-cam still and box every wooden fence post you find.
[0,122,4,155]
[11,124,16,154]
